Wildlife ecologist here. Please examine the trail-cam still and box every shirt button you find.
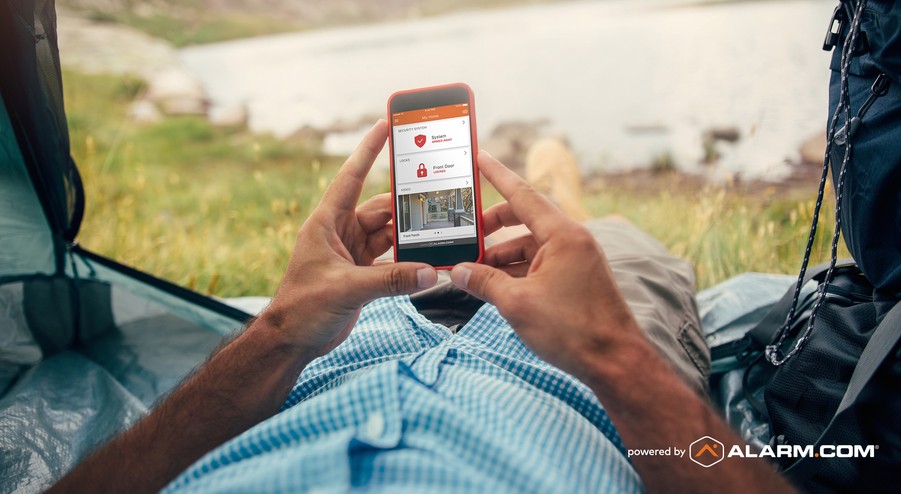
[364,412,385,437]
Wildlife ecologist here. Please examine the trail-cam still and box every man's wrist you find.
[251,310,320,367]
[578,328,665,397]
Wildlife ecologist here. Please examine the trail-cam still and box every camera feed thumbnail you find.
[397,187,475,234]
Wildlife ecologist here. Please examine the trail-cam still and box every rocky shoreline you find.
[57,11,828,193]
[57,11,247,127]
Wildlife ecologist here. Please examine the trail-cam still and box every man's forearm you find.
[49,317,311,493]
[583,331,796,494]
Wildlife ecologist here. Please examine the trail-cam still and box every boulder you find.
[799,131,827,165]
[285,125,325,149]
[703,126,741,143]
[210,104,249,129]
[145,66,209,116]
[701,126,741,164]
[480,119,548,174]
[56,12,176,76]
[127,99,162,124]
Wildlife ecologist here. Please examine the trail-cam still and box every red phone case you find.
[386,83,484,270]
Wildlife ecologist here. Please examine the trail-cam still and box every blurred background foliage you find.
[60,0,848,298]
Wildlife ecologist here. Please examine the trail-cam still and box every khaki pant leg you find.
[584,219,710,396]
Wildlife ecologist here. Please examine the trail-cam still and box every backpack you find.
[714,261,901,492]
[711,1,901,491]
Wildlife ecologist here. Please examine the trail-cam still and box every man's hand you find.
[261,119,437,360]
[450,150,644,381]
[452,151,795,494]
[49,120,437,494]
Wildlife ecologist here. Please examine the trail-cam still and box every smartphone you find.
[387,83,484,269]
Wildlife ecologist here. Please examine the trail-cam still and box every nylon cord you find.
[765,0,869,366]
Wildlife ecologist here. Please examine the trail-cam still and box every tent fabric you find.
[0,0,83,249]
[69,248,252,338]
[0,351,147,493]
[1,0,253,490]
[0,280,243,493]
[0,0,250,347]
[0,90,55,278]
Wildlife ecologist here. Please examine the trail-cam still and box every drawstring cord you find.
[765,0,869,366]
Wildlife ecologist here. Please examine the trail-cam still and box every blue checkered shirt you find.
[164,297,642,492]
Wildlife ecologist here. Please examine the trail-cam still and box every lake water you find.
[181,0,836,179]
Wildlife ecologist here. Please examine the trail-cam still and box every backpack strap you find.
[709,259,857,366]
[783,299,901,481]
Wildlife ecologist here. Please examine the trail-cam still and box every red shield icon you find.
[414,134,427,148]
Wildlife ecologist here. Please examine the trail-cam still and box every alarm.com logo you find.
[689,435,879,467]
[690,436,724,468]
[627,435,879,466]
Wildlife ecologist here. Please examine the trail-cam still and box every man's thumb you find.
[354,263,438,302]
[451,263,509,306]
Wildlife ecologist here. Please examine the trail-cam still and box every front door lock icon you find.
[417,163,428,178]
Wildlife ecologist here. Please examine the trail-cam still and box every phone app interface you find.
[392,103,476,249]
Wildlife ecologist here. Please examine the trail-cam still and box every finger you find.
[364,224,394,262]
[450,262,515,307]
[497,262,530,278]
[348,262,438,305]
[321,120,389,211]
[481,202,522,237]
[356,194,392,234]
[357,193,391,213]
[484,235,539,267]
[478,150,568,243]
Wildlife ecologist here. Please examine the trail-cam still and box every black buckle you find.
[823,4,870,55]
[872,73,891,97]
[823,5,846,51]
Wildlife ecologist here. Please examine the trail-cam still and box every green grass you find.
[65,70,350,296]
[86,10,301,47]
[64,69,847,298]
[582,182,847,290]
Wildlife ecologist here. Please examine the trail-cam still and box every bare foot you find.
[602,213,633,226]
[525,138,590,221]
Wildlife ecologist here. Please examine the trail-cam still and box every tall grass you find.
[64,70,847,298]
[583,181,848,290]
[67,71,351,296]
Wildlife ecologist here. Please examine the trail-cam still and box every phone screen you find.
[391,102,479,253]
